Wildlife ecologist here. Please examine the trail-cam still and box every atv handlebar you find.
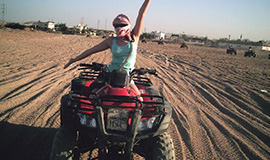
[131,68,157,76]
[79,63,157,76]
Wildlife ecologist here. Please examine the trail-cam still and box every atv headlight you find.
[77,113,97,128]
[137,116,157,131]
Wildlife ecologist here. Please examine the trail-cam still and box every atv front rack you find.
[69,92,165,113]
[78,63,106,80]
[133,76,153,86]
[77,63,158,87]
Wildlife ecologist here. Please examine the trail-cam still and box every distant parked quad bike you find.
[226,48,237,55]
[51,62,175,160]
[180,43,188,49]
[158,39,164,45]
[244,51,256,58]
[141,39,147,43]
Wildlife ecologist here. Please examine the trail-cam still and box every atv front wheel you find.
[145,132,175,160]
[60,94,79,128]
[50,127,77,160]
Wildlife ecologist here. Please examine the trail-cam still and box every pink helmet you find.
[113,14,131,26]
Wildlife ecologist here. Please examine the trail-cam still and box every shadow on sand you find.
[0,121,57,160]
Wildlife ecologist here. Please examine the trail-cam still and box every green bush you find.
[55,23,67,32]
[5,23,26,30]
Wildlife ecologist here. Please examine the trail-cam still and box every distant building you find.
[77,23,88,34]
[170,34,181,41]
[38,21,55,30]
[262,42,270,51]
[24,21,37,27]
[24,21,55,31]
[185,37,205,46]
[47,21,55,30]
[150,31,165,40]
[262,46,270,51]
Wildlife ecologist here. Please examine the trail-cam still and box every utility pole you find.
[80,17,84,25]
[1,3,7,22]
[105,18,107,30]
[97,19,100,29]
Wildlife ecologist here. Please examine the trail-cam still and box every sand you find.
[0,29,270,160]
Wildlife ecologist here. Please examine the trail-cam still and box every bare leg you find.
[130,83,143,101]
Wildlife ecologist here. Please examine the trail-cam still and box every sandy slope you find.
[0,29,270,160]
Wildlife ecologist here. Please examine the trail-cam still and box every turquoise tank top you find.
[107,38,137,74]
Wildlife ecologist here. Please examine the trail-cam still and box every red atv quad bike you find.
[55,62,175,160]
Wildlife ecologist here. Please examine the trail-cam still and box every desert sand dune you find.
[0,29,270,160]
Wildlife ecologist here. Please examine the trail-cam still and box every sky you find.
[1,0,270,41]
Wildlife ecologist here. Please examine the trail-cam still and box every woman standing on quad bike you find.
[51,0,151,160]
[63,0,151,102]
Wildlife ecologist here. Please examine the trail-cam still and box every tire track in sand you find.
[137,47,270,160]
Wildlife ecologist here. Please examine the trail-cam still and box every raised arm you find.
[64,38,111,69]
[132,0,151,41]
